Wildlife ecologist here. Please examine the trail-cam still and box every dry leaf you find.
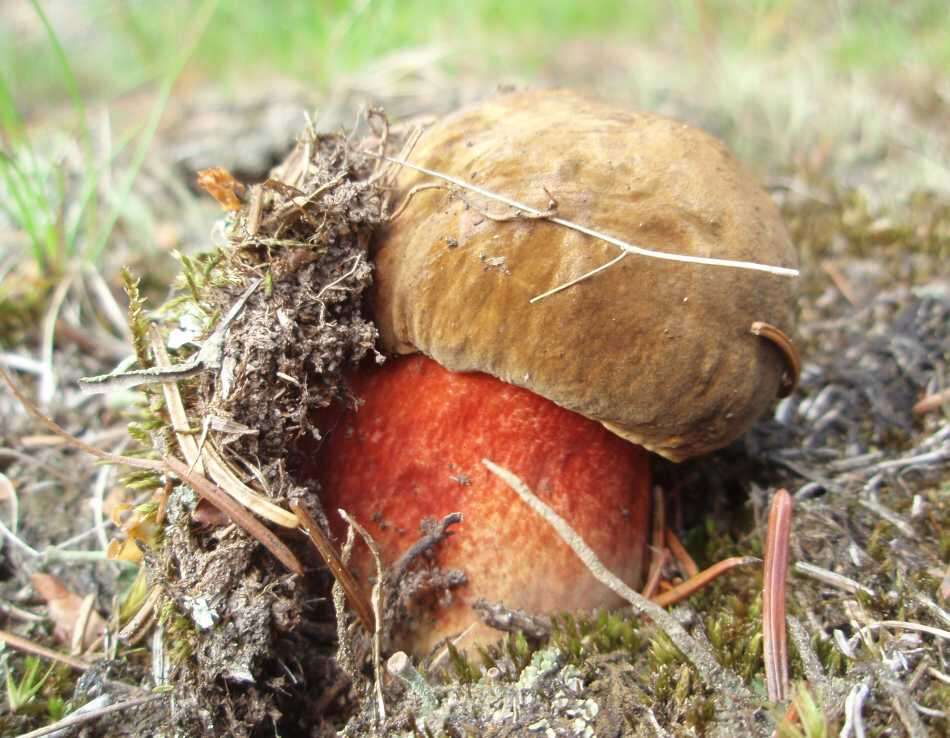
[197,167,246,211]
[107,537,144,564]
[31,573,106,648]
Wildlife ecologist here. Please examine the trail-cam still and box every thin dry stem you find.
[652,556,760,607]
[0,628,90,671]
[665,527,700,578]
[163,456,303,576]
[482,458,752,702]
[150,329,298,528]
[291,501,374,632]
[373,152,800,278]
[338,508,387,722]
[17,693,167,738]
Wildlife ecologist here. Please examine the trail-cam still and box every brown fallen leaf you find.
[31,573,106,649]
[196,167,246,211]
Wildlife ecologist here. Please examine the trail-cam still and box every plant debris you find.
[2,92,948,737]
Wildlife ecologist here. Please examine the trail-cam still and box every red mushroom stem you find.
[311,354,652,654]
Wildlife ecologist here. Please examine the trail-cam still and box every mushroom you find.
[313,90,798,655]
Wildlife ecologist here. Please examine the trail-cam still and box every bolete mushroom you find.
[313,90,798,655]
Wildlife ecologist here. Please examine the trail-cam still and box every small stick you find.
[16,693,167,738]
[652,556,760,607]
[371,152,800,277]
[851,620,950,643]
[483,458,752,702]
[291,501,374,632]
[78,277,261,393]
[763,489,792,703]
[391,512,463,586]
[338,509,387,722]
[0,628,90,671]
[793,561,874,596]
[665,528,699,578]
[164,457,303,576]
[641,549,668,600]
[0,366,165,473]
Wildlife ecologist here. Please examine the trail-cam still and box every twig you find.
[0,365,164,473]
[472,599,551,640]
[482,458,751,702]
[291,501,374,632]
[371,152,800,277]
[665,528,699,578]
[863,448,950,475]
[391,512,464,586]
[793,561,875,596]
[787,616,828,695]
[338,509,387,722]
[652,556,760,607]
[852,620,950,644]
[16,693,167,738]
[163,456,303,576]
[642,549,668,600]
[883,677,929,738]
[763,489,792,703]
[857,498,916,537]
[78,277,261,393]
[0,628,90,671]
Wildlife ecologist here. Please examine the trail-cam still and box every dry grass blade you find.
[763,488,792,703]
[16,693,167,738]
[373,153,800,278]
[291,501,374,632]
[149,327,204,473]
[652,556,760,607]
[338,508,387,722]
[665,528,700,578]
[150,329,298,529]
[0,366,164,473]
[163,456,303,576]
[482,458,752,703]
[0,628,90,671]
[1,364,303,575]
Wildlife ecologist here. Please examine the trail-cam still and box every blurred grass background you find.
[0,0,947,293]
[3,0,948,112]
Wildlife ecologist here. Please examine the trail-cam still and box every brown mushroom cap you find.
[372,89,798,461]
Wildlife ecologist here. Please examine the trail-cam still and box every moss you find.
[159,601,198,666]
[549,610,641,664]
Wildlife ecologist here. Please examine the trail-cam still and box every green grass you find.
[2,0,948,114]
[0,0,217,278]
